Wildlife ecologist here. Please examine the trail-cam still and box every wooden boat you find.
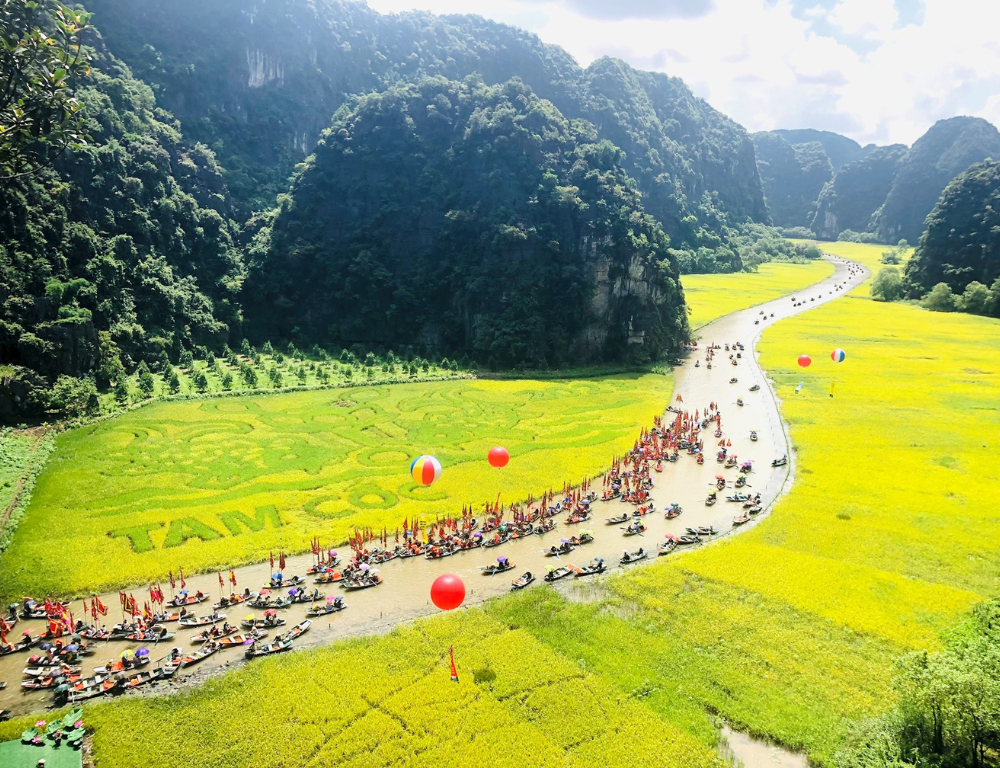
[658,541,677,556]
[510,572,535,590]
[190,624,238,643]
[241,616,286,630]
[620,549,647,565]
[0,635,40,656]
[544,566,573,582]
[22,673,82,690]
[533,520,556,535]
[150,612,180,623]
[306,599,346,617]
[572,560,606,577]
[178,612,226,628]
[687,527,718,537]
[181,642,221,667]
[124,627,174,643]
[733,515,750,526]
[726,493,749,503]
[23,664,81,678]
[771,457,787,467]
[747,504,763,515]
[606,513,630,525]
[749,432,757,442]
[214,594,248,609]
[246,620,311,659]
[218,631,265,648]
[93,656,151,674]
[289,590,324,604]
[483,534,511,549]
[569,533,593,546]
[168,594,208,607]
[564,511,591,525]
[306,557,341,574]
[481,561,514,576]
[263,575,304,589]
[313,572,343,584]
[676,535,701,545]
[81,627,112,640]
[664,505,682,519]
[544,542,573,557]
[248,596,293,609]
[621,523,646,536]
[341,575,383,591]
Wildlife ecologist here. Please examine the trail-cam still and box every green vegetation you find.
[873,117,1000,244]
[0,0,92,178]
[751,132,832,228]
[0,373,671,600]
[838,598,1000,768]
[810,145,908,240]
[904,159,1000,315]
[681,259,834,328]
[246,77,686,367]
[0,427,55,554]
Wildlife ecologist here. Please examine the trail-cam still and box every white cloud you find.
[364,0,1000,146]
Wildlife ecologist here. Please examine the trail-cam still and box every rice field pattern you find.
[0,375,671,600]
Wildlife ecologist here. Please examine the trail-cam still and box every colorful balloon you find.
[488,446,510,468]
[831,348,846,363]
[410,455,442,486]
[797,355,812,368]
[430,574,465,610]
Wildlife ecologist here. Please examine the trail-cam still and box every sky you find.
[364,0,1000,147]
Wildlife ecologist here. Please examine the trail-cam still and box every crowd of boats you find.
[0,336,788,714]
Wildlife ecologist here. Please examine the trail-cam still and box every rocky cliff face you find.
[873,117,1000,244]
[810,144,908,239]
[752,132,832,228]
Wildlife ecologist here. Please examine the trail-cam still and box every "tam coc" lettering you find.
[107,506,283,553]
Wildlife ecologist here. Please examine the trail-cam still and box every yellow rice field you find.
[681,260,835,329]
[0,375,672,601]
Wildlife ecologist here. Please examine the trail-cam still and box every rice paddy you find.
[681,260,835,329]
[5,243,996,767]
[0,374,672,601]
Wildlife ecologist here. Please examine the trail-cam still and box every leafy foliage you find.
[873,117,1000,244]
[0,42,243,421]
[904,159,1000,312]
[810,145,908,240]
[83,0,768,247]
[246,77,687,367]
[0,0,92,178]
[752,132,832,228]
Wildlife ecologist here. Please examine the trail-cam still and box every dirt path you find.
[0,255,868,716]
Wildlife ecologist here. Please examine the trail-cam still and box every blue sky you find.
[365,0,1000,146]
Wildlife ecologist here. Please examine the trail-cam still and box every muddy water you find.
[0,256,867,716]
[720,725,809,768]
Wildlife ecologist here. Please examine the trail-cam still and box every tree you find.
[871,267,904,302]
[988,277,1000,318]
[167,370,181,394]
[178,349,193,368]
[958,281,991,315]
[47,374,97,418]
[221,371,233,390]
[113,377,129,405]
[192,370,208,392]
[923,282,957,312]
[240,338,252,356]
[137,370,155,398]
[0,0,92,178]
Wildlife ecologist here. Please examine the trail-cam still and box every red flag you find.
[96,598,108,616]
[279,551,286,571]
[168,570,176,590]
[218,571,224,588]
[269,551,275,570]
[449,645,459,683]
[179,568,186,588]
[229,570,236,586]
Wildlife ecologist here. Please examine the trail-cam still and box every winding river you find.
[0,254,868,717]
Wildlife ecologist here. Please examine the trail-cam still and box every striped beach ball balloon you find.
[410,455,442,486]
[831,348,846,363]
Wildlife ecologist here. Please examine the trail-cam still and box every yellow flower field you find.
[681,259,835,329]
[0,375,671,601]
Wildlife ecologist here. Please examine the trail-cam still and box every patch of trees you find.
[837,598,1000,768]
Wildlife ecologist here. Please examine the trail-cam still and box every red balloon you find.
[430,574,466,610]
[797,355,812,368]
[488,446,510,468]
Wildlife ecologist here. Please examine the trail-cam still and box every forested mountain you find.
[245,77,687,367]
[0,42,242,420]
[751,132,832,228]
[83,0,768,251]
[904,159,1000,301]
[773,128,871,171]
[872,117,1000,243]
[810,144,908,239]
